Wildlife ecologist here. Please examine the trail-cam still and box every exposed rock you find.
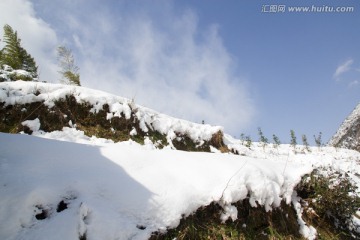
[328,103,360,151]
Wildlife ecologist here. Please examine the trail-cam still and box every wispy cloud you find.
[0,0,256,134]
[348,80,359,87]
[333,59,353,81]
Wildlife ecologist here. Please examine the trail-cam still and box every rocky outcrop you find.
[328,103,360,151]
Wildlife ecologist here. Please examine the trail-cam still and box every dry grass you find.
[150,200,303,240]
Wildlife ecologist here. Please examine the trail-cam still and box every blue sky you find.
[1,0,359,144]
[179,0,360,143]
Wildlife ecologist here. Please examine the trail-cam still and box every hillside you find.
[0,79,360,240]
[0,80,226,152]
[329,103,360,152]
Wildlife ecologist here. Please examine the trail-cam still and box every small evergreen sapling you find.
[240,133,245,145]
[272,134,281,149]
[301,134,311,152]
[290,130,297,151]
[314,132,322,150]
[257,127,268,150]
[245,135,252,149]
[57,46,81,86]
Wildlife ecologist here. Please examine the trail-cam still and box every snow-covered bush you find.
[296,168,360,238]
[0,64,37,82]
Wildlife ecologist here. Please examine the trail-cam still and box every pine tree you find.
[57,46,80,86]
[290,130,297,151]
[314,132,322,149]
[258,127,268,150]
[0,43,3,63]
[302,134,311,152]
[272,134,281,149]
[0,24,38,78]
[245,135,252,149]
[240,133,245,145]
[0,24,22,69]
[20,47,38,75]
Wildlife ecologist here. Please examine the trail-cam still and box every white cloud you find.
[348,80,359,87]
[2,0,256,134]
[333,59,353,80]
[0,0,59,82]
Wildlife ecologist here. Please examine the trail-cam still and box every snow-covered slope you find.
[0,81,223,150]
[328,103,360,151]
[1,130,360,239]
[1,81,360,239]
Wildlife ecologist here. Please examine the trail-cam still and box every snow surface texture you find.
[1,130,360,240]
[0,81,222,146]
[328,102,360,151]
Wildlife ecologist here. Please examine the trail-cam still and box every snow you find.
[292,193,317,240]
[328,102,360,148]
[0,65,37,82]
[0,81,222,145]
[21,118,41,132]
[1,129,359,239]
[32,127,114,146]
[1,81,360,239]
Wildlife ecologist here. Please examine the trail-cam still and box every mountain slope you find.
[328,103,360,151]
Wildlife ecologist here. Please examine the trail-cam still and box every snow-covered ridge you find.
[328,102,360,151]
[0,81,223,146]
